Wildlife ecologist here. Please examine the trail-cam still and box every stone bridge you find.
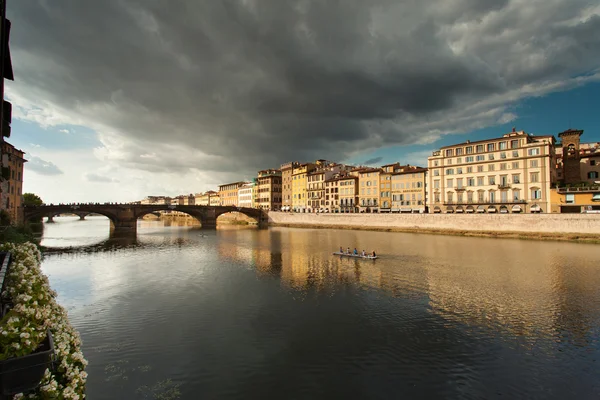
[24,204,268,234]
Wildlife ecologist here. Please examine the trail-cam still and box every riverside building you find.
[391,166,427,213]
[280,161,299,211]
[256,169,282,211]
[218,182,247,207]
[0,141,25,223]
[427,128,555,214]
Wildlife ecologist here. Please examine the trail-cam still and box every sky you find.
[5,0,600,204]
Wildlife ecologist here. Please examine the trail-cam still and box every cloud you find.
[83,173,119,183]
[59,129,69,134]
[6,0,600,182]
[25,156,63,176]
[363,156,383,166]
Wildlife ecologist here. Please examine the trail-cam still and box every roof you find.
[391,167,428,176]
[325,175,358,183]
[218,181,247,189]
[357,167,381,174]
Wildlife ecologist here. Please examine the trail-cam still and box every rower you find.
[353,248,358,255]
[361,250,366,256]
[347,247,351,254]
[372,250,376,257]
[339,246,343,253]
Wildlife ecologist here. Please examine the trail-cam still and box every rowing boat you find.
[332,252,378,259]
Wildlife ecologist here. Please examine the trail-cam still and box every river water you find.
[40,216,600,399]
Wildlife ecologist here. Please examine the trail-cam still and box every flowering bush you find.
[0,242,88,399]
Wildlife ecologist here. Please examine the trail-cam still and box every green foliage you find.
[0,224,40,245]
[0,209,10,225]
[23,192,43,206]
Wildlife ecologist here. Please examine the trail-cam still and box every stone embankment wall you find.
[267,212,600,235]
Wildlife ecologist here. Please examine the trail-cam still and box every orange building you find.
[1,141,26,223]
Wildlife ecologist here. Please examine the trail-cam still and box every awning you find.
[530,204,541,211]
[499,206,509,214]
[445,206,454,213]
[593,194,600,201]
[455,207,464,213]
[433,206,441,213]
[465,206,474,213]
[400,208,412,213]
[476,206,486,213]
[511,205,522,212]
[487,206,497,213]
[391,208,400,212]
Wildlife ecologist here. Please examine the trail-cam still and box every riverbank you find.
[267,212,600,244]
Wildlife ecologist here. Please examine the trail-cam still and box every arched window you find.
[588,171,599,179]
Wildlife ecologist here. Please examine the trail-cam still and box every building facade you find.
[306,163,347,212]
[0,141,25,223]
[292,163,316,212]
[336,175,358,213]
[550,187,600,213]
[391,167,427,213]
[554,129,600,185]
[280,161,299,211]
[256,169,282,210]
[238,182,255,208]
[356,168,381,212]
[218,182,247,207]
[428,128,555,214]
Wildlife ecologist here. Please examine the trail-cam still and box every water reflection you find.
[41,224,600,399]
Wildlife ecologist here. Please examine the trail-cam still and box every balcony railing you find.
[444,199,526,205]
[497,183,511,189]
[556,186,600,193]
[454,187,466,191]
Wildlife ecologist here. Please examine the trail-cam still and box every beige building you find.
[256,169,282,210]
[238,182,255,208]
[428,128,555,214]
[357,167,381,212]
[140,196,170,205]
[391,166,427,213]
[326,175,358,213]
[194,191,219,206]
[306,163,349,212]
[0,142,26,223]
[218,182,247,207]
[280,161,299,211]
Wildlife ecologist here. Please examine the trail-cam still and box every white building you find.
[238,182,255,208]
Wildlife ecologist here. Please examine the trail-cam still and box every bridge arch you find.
[135,207,205,226]
[24,207,120,227]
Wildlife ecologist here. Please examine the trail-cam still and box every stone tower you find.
[558,129,583,184]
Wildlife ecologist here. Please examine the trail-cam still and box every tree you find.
[23,192,43,206]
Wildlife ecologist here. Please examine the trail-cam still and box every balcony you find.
[497,183,511,189]
[443,199,526,205]
[556,186,600,193]
[454,187,466,191]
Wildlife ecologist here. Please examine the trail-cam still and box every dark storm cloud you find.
[363,157,383,166]
[7,0,600,177]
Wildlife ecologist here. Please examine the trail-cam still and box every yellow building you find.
[332,175,358,213]
[357,168,381,212]
[550,188,600,213]
[428,128,555,214]
[379,171,392,212]
[1,141,26,224]
[292,163,316,212]
[218,182,247,207]
[280,161,299,211]
[391,166,427,213]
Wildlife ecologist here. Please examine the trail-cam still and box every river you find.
[39,216,600,399]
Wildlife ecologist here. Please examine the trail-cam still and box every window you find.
[457,168,463,174]
[487,143,495,152]
[530,160,538,168]
[447,179,453,187]
[531,188,542,200]
[528,148,540,156]
[477,177,484,186]
[477,166,484,172]
[466,156,474,162]
[466,146,473,154]
[588,172,599,179]
[478,191,485,202]
[566,194,575,204]
[456,148,464,155]
[499,142,507,150]
[488,154,495,160]
[434,180,440,189]
[457,157,462,163]
[467,167,473,173]
[434,170,440,176]
[591,160,596,166]
[446,169,454,175]
[447,159,453,165]
[512,151,519,157]
[457,178,463,188]
[435,194,440,203]
[488,176,496,185]
[501,191,508,202]
[476,145,484,153]
[513,189,520,200]
[489,191,495,202]
[476,155,485,161]
[530,172,539,182]
[488,164,495,171]
[500,175,508,185]
[467,191,474,202]
[445,149,453,157]
[434,160,439,167]
[500,163,507,170]
[511,140,519,149]
[467,178,475,186]
[500,152,507,159]
[447,192,454,202]
[512,174,520,184]
[457,193,463,203]
[512,162,519,169]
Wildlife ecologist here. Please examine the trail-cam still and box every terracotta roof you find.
[391,167,428,176]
